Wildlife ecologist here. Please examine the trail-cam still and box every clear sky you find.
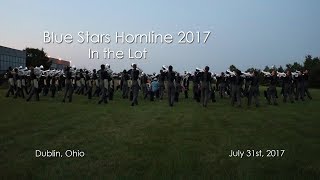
[1,0,319,73]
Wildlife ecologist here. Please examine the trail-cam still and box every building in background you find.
[0,46,26,73]
[49,57,70,70]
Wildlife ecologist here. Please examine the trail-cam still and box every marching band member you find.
[210,75,216,103]
[218,72,227,99]
[92,69,100,97]
[183,71,190,99]
[140,73,148,98]
[14,68,24,99]
[121,70,129,99]
[130,63,140,106]
[43,73,50,96]
[158,69,166,100]
[85,70,92,99]
[50,73,57,98]
[266,70,278,105]
[5,67,15,97]
[294,71,303,101]
[26,67,40,102]
[109,76,115,100]
[62,66,74,103]
[21,69,28,95]
[192,71,201,102]
[283,70,294,103]
[199,66,212,107]
[247,71,259,107]
[98,64,110,104]
[230,69,243,107]
[80,69,86,95]
[166,65,176,107]
[303,70,312,100]
[175,73,182,102]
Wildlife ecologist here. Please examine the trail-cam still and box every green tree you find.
[291,62,303,71]
[246,67,255,73]
[278,66,284,73]
[229,65,237,72]
[25,48,51,70]
[263,66,270,72]
[309,64,320,88]
[303,55,320,88]
[285,64,292,71]
[304,55,320,71]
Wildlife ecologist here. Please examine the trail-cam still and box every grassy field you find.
[0,87,319,179]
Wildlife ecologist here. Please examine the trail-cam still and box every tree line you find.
[229,55,320,88]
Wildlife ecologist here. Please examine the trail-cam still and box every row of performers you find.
[4,64,312,107]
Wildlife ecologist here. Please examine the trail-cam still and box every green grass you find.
[0,87,320,179]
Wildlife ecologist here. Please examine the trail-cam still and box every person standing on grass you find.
[50,74,57,98]
[140,73,148,99]
[247,70,259,107]
[92,69,100,97]
[192,71,201,102]
[14,68,24,99]
[175,73,182,102]
[303,69,312,100]
[200,66,212,107]
[85,70,92,99]
[130,63,140,106]
[283,70,295,103]
[98,64,110,104]
[158,69,166,100]
[266,70,278,105]
[26,67,40,102]
[230,69,243,107]
[121,70,129,99]
[150,78,160,101]
[294,70,304,101]
[62,66,74,103]
[218,72,227,99]
[166,65,176,107]
[183,71,190,99]
[5,67,15,97]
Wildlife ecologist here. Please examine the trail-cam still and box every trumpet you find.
[291,70,301,78]
[261,70,271,77]
[241,71,252,77]
[196,67,204,73]
[41,70,50,77]
[129,63,144,76]
[17,67,28,76]
[226,69,236,76]
[277,72,286,78]
[183,71,191,80]
[162,65,168,72]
